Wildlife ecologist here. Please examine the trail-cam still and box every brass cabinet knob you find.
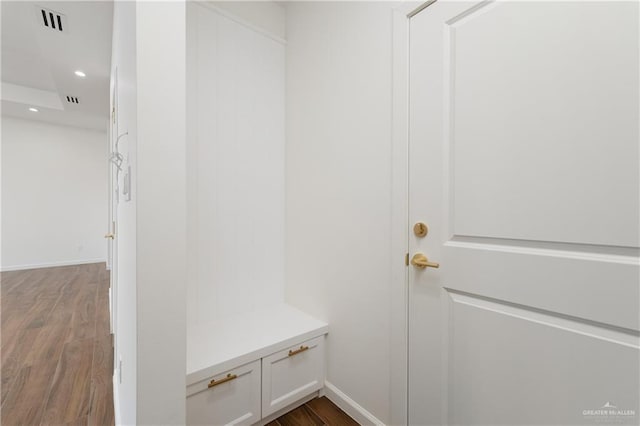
[410,253,439,269]
[104,233,115,240]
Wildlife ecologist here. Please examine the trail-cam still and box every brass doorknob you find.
[104,233,115,240]
[410,253,439,269]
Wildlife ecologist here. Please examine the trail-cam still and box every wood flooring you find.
[267,397,360,426]
[1,263,114,426]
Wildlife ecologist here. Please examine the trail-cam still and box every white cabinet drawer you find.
[187,360,261,426]
[261,336,325,417]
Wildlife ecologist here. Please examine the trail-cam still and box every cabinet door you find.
[261,336,325,417]
[187,360,261,426]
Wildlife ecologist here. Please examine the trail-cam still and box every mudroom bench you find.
[186,304,329,425]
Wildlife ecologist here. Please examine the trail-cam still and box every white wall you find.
[186,2,286,328]
[135,1,187,424]
[1,116,107,270]
[284,2,397,424]
[111,2,187,424]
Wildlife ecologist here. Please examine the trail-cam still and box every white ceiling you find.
[1,1,113,131]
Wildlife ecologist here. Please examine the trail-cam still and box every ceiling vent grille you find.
[66,96,79,104]
[39,7,66,32]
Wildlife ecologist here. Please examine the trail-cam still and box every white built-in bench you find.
[186,304,329,425]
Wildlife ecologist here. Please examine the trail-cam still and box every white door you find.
[408,1,639,425]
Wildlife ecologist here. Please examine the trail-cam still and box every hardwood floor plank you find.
[307,397,359,426]
[95,289,111,339]
[1,269,40,295]
[1,327,40,404]
[1,359,59,426]
[271,397,361,426]
[277,405,325,426]
[16,289,59,331]
[41,337,95,424]
[88,382,114,426]
[67,284,98,342]
[61,415,89,426]
[90,334,113,389]
[48,276,85,324]
[23,314,72,366]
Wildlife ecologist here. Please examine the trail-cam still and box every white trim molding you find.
[113,374,121,426]
[390,5,409,426]
[324,381,386,426]
[389,2,431,425]
[0,258,107,272]
[193,1,286,45]
[389,2,421,426]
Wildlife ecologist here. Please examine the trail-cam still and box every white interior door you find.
[408,1,639,425]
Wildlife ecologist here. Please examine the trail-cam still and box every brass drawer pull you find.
[208,373,237,388]
[288,345,309,357]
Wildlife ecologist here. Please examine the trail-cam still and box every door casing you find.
[389,2,425,425]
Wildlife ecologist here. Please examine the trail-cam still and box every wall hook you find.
[110,131,129,172]
[110,152,124,171]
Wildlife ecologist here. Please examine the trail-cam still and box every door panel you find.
[408,1,640,425]
[446,291,639,425]
[448,2,639,247]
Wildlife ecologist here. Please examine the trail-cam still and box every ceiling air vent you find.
[66,96,79,104]
[38,7,66,32]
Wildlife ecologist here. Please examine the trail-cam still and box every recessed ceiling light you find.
[74,70,86,78]
[28,107,39,112]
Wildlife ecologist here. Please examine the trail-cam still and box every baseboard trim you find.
[0,258,106,272]
[113,374,121,426]
[324,381,386,426]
